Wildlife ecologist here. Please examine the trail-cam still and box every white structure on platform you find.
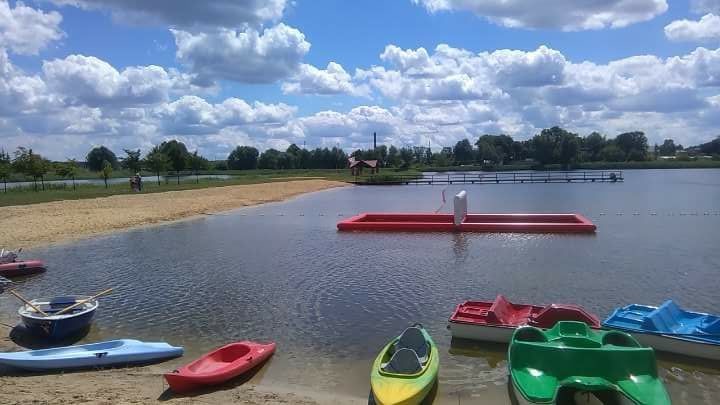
[454,190,468,226]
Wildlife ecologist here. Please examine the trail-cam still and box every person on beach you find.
[136,173,143,191]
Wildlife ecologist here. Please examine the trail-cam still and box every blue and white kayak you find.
[0,339,184,371]
[603,300,720,361]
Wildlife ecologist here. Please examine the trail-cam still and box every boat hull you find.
[0,260,45,277]
[0,339,183,371]
[164,342,276,393]
[625,331,720,361]
[511,382,637,405]
[448,322,515,343]
[21,309,95,339]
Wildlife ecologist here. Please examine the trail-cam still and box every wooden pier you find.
[357,170,624,185]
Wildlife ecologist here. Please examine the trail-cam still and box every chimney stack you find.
[373,132,377,150]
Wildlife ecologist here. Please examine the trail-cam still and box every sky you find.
[0,0,719,160]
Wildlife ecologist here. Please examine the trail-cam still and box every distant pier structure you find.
[357,170,624,185]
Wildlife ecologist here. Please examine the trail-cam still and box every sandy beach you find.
[0,180,347,249]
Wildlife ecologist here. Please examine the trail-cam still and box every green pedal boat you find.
[370,324,439,405]
[508,321,670,405]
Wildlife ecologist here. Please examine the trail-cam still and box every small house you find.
[348,157,379,176]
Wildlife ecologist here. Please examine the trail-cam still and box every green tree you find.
[599,144,626,162]
[531,129,559,165]
[476,135,514,163]
[120,149,142,173]
[558,133,581,167]
[86,146,118,171]
[511,141,529,161]
[144,147,169,186]
[387,146,400,167]
[55,159,79,190]
[431,152,451,167]
[0,149,11,192]
[584,132,606,161]
[399,147,414,169]
[658,139,677,156]
[614,131,648,161]
[159,140,190,173]
[258,149,282,169]
[453,139,475,165]
[531,127,580,166]
[100,160,113,188]
[188,151,209,183]
[477,141,499,164]
[13,147,50,191]
[376,145,388,167]
[699,136,720,155]
[227,146,259,170]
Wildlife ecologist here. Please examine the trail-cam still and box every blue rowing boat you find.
[19,296,98,339]
[603,300,720,361]
[0,339,184,371]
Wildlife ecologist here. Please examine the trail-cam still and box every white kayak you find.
[0,339,183,371]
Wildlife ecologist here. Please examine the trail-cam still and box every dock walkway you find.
[357,170,624,185]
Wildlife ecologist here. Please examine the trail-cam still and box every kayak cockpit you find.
[186,344,252,373]
[380,326,431,376]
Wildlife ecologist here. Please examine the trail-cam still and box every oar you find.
[9,290,48,316]
[54,288,113,316]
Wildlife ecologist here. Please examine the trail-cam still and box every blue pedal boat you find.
[603,300,720,361]
[0,339,184,371]
[18,296,98,339]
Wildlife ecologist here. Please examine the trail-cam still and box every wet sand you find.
[0,180,347,249]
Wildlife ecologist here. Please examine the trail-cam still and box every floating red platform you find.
[337,213,596,233]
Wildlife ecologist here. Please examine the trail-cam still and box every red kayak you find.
[0,260,46,277]
[164,341,276,393]
[448,295,601,343]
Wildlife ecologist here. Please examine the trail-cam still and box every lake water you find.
[2,169,720,404]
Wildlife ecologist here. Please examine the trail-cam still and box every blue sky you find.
[1,0,719,159]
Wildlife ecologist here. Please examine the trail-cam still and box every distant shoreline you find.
[422,160,720,173]
[0,180,347,250]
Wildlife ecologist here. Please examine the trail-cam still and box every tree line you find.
[350,128,719,168]
[2,128,718,191]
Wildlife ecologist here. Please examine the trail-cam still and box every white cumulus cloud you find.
[172,24,310,85]
[155,95,296,135]
[282,62,369,96]
[665,14,720,42]
[692,0,720,14]
[0,1,64,55]
[43,55,173,106]
[411,0,668,31]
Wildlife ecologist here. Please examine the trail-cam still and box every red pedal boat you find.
[448,295,600,343]
[0,260,46,278]
[164,341,276,393]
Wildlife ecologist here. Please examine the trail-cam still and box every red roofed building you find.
[348,157,379,176]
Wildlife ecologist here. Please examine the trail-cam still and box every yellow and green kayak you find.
[370,324,439,405]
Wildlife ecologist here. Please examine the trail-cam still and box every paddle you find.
[9,290,49,316]
[54,288,113,316]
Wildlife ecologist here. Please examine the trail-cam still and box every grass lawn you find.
[0,169,361,207]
